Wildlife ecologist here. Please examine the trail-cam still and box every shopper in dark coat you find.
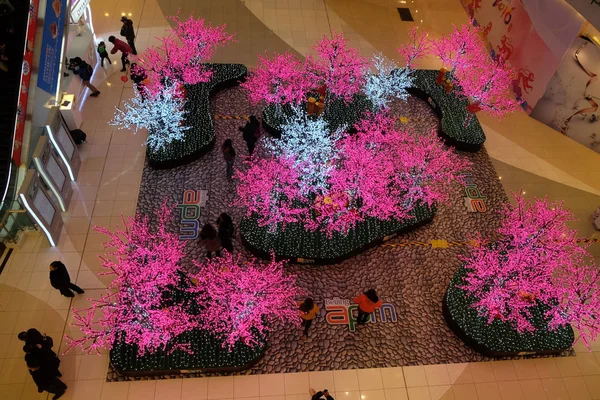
[49,261,84,298]
[120,16,137,55]
[216,213,234,254]
[27,357,67,400]
[17,328,45,348]
[68,57,100,97]
[309,388,334,400]
[24,343,61,378]
[239,115,260,156]
[108,35,132,72]
[199,223,221,259]
[222,139,236,180]
[20,328,61,377]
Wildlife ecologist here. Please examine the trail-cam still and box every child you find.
[97,41,111,68]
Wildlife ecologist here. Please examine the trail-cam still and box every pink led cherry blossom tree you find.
[397,27,431,69]
[241,52,313,116]
[455,56,520,126]
[305,32,370,104]
[430,21,487,76]
[461,193,600,348]
[234,155,309,231]
[320,111,470,235]
[135,13,234,94]
[65,202,199,356]
[192,252,302,349]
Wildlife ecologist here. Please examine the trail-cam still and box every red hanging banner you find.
[13,0,40,166]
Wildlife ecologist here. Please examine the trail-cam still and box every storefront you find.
[21,0,98,167]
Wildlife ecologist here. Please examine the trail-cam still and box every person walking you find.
[108,35,132,72]
[199,223,221,259]
[120,16,137,55]
[96,41,111,67]
[239,115,260,156]
[222,139,236,180]
[298,298,320,337]
[26,357,67,400]
[216,213,234,254]
[309,388,334,400]
[353,289,382,326]
[68,57,100,97]
[49,261,85,298]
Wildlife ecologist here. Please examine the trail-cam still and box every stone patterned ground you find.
[109,87,512,381]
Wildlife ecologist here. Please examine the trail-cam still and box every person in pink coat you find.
[108,35,132,72]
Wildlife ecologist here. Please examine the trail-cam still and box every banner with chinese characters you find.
[13,0,40,166]
[458,0,573,113]
[37,0,67,94]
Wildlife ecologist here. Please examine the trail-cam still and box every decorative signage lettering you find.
[175,190,208,240]
[325,298,397,332]
[462,173,486,212]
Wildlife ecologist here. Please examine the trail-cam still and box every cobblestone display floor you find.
[115,86,509,380]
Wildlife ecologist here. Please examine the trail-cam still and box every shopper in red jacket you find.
[353,289,382,325]
[108,35,132,72]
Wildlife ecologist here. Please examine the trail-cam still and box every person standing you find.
[23,342,61,379]
[239,115,259,156]
[120,16,137,55]
[96,41,111,68]
[17,328,46,348]
[68,57,100,97]
[309,388,334,400]
[216,213,234,254]
[222,139,236,180]
[108,35,132,72]
[298,298,320,337]
[352,289,382,326]
[49,261,85,298]
[199,223,221,259]
[26,357,67,400]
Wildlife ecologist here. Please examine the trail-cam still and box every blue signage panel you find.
[37,0,67,94]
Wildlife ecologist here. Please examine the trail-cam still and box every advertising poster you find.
[37,0,67,94]
[531,38,600,153]
[458,0,570,113]
[13,0,40,166]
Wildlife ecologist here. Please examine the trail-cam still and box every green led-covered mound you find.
[262,93,370,138]
[110,329,266,376]
[147,63,247,169]
[261,70,485,152]
[444,266,574,357]
[240,204,434,264]
[408,69,486,151]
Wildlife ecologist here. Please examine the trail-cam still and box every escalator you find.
[0,0,30,204]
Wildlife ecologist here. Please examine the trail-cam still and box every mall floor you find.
[1,0,600,399]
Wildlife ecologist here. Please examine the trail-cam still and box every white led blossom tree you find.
[266,106,345,195]
[363,53,413,112]
[110,83,190,151]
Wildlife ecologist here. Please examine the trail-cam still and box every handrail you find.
[0,209,27,229]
